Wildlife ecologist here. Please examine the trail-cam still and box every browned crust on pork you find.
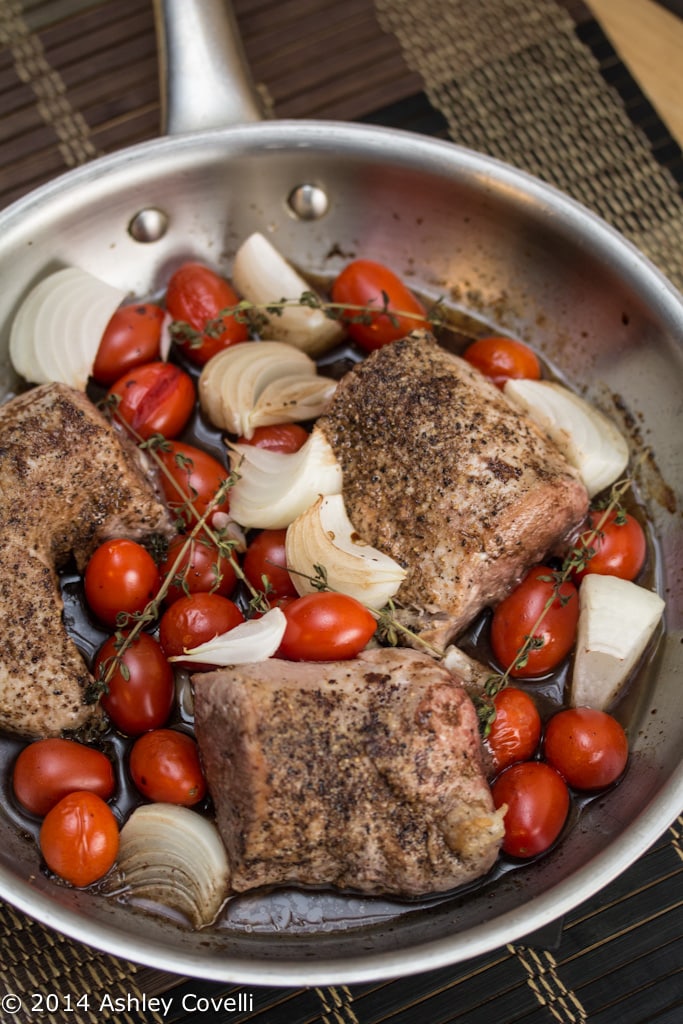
[316,332,589,648]
[193,648,504,898]
[0,383,173,737]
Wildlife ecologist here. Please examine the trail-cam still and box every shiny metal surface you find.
[154,0,265,133]
[287,183,331,221]
[0,0,680,987]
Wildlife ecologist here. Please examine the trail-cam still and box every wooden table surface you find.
[587,0,683,145]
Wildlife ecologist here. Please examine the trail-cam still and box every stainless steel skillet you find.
[0,0,681,985]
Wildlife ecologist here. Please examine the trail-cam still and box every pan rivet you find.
[128,208,169,243]
[287,184,329,220]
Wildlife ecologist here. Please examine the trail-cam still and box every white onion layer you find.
[227,428,343,529]
[199,339,336,437]
[231,232,344,355]
[169,607,287,665]
[504,379,629,497]
[571,574,665,710]
[286,494,406,609]
[9,267,125,389]
[115,804,230,928]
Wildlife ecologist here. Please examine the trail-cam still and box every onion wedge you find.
[251,373,337,429]
[199,339,336,437]
[169,608,287,666]
[286,494,406,609]
[227,428,343,529]
[9,267,125,389]
[231,232,344,355]
[504,379,629,497]
[571,574,665,710]
[114,804,230,928]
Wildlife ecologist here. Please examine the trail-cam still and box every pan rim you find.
[1,119,681,310]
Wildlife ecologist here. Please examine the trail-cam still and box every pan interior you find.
[0,123,681,983]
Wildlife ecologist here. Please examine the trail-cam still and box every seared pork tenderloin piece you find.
[0,383,173,738]
[316,332,589,649]
[193,647,505,899]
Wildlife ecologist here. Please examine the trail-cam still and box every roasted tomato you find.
[84,538,161,628]
[486,687,542,775]
[573,508,647,582]
[330,259,430,352]
[243,529,298,601]
[236,423,309,453]
[278,592,376,661]
[94,633,175,736]
[40,791,119,887]
[490,566,579,677]
[463,336,541,388]
[107,361,195,440]
[543,707,629,790]
[491,761,570,858]
[92,303,165,385]
[160,534,237,605]
[156,441,232,525]
[129,729,206,806]
[159,592,245,669]
[12,739,115,817]
[165,262,249,366]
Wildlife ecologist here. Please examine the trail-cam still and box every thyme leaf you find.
[165,290,458,351]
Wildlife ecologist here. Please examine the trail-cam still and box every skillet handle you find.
[153,0,266,134]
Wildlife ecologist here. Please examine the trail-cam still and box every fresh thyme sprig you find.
[373,598,445,659]
[99,404,266,612]
[89,410,275,701]
[138,434,270,613]
[86,474,236,701]
[474,471,638,735]
[168,291,450,348]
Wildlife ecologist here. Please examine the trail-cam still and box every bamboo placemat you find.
[0,2,681,1022]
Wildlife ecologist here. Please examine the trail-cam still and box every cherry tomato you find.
[237,423,309,453]
[92,303,165,386]
[156,441,232,525]
[94,633,175,736]
[160,534,237,605]
[573,508,647,582]
[462,336,541,388]
[165,262,249,366]
[129,729,206,805]
[543,708,629,790]
[243,529,298,601]
[159,592,245,669]
[107,361,195,440]
[490,566,579,677]
[486,688,542,775]
[279,592,376,661]
[12,739,115,817]
[84,538,161,628]
[330,259,430,352]
[491,761,570,858]
[40,791,119,887]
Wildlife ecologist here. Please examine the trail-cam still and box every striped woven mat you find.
[0,1,681,1022]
